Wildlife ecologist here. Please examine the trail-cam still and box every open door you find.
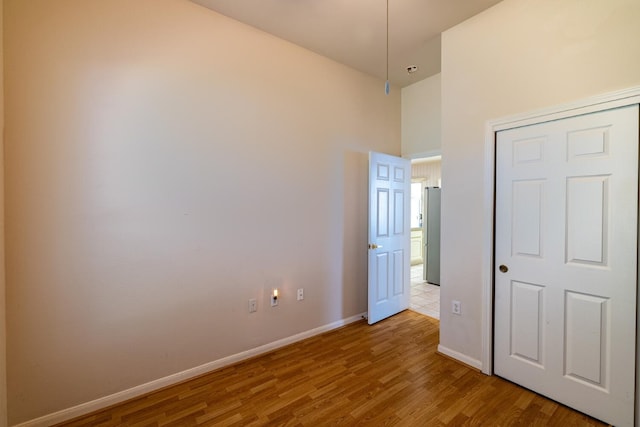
[368,152,411,324]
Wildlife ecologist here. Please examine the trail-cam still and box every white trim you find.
[15,313,366,427]
[480,123,496,376]
[490,86,640,131]
[403,149,442,160]
[437,344,482,371]
[481,85,640,375]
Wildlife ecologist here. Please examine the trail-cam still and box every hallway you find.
[410,264,440,319]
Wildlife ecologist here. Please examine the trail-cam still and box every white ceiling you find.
[189,0,502,88]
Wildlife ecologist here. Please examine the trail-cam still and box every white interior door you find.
[494,105,639,427]
[368,152,411,324]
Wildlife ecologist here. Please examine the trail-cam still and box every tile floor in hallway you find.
[410,264,440,319]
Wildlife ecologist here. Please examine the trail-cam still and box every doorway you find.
[410,264,440,319]
[409,156,441,319]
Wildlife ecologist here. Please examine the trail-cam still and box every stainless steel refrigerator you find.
[423,187,441,285]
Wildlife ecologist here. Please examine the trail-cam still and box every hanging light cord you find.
[384,0,390,95]
[386,0,389,83]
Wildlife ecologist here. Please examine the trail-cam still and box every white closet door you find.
[494,105,639,427]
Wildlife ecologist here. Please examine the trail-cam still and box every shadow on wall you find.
[342,151,369,318]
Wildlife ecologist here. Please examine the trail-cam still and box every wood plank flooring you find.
[57,311,607,426]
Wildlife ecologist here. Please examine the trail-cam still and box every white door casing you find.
[368,152,411,324]
[494,105,639,427]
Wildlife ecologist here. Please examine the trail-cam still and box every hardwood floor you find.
[57,311,606,426]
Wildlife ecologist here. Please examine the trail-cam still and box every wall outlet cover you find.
[452,300,461,315]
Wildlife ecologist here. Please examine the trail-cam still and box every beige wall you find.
[401,73,441,158]
[440,0,640,362]
[0,0,6,424]
[4,0,400,423]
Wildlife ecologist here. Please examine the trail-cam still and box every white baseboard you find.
[437,344,483,372]
[14,313,366,427]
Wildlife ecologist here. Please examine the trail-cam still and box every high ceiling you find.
[189,0,502,88]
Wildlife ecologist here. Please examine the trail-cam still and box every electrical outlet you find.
[297,288,304,301]
[452,300,461,315]
[248,298,257,313]
[270,294,278,307]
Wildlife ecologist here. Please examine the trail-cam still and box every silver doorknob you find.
[499,265,509,273]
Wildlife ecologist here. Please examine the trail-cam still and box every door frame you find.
[481,86,640,380]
